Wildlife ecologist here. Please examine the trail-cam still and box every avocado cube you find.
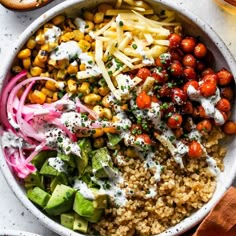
[32,150,57,169]
[45,184,75,216]
[107,133,122,149]
[27,187,50,208]
[73,192,104,223]
[60,212,74,229]
[58,153,76,168]
[77,138,92,175]
[24,172,44,190]
[40,160,59,176]
[50,173,68,192]
[73,213,88,233]
[92,190,108,209]
[92,147,114,179]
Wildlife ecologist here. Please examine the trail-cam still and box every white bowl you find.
[0,230,41,236]
[1,0,236,235]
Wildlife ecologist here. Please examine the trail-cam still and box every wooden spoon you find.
[0,0,52,11]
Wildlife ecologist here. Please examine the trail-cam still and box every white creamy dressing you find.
[73,180,95,200]
[189,129,202,141]
[144,152,163,182]
[206,155,221,176]
[56,81,65,90]
[115,154,126,165]
[147,102,161,128]
[50,41,82,61]
[145,187,157,199]
[116,74,134,97]
[92,175,127,207]
[135,46,154,65]
[48,157,68,173]
[187,86,225,125]
[1,131,23,148]
[74,17,86,33]
[44,26,61,43]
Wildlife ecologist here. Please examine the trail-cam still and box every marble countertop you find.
[0,0,236,235]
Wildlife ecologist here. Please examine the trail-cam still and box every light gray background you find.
[0,0,236,235]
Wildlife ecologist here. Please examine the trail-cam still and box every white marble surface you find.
[0,0,236,235]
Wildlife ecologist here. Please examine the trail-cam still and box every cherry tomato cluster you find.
[134,33,235,158]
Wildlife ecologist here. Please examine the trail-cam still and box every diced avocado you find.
[92,147,115,179]
[60,212,74,229]
[76,138,92,175]
[45,184,75,216]
[73,192,104,223]
[92,189,108,209]
[73,213,88,233]
[50,173,68,192]
[27,187,50,208]
[107,133,122,149]
[24,172,44,190]
[40,159,59,176]
[58,153,76,168]
[31,150,57,169]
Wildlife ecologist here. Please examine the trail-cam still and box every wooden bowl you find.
[0,0,52,11]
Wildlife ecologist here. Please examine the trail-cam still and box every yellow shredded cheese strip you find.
[95,40,121,100]
[105,9,154,16]
[94,18,115,37]
[113,49,134,69]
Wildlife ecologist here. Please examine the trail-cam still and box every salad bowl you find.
[0,0,236,236]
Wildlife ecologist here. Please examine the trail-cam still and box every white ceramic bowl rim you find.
[0,230,41,236]
[0,0,236,236]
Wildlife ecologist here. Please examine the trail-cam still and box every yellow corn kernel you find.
[30,67,43,77]
[57,69,67,80]
[103,108,112,120]
[28,91,35,103]
[102,95,111,108]
[78,82,90,95]
[33,56,45,68]
[48,42,58,51]
[22,57,31,70]
[11,65,22,74]
[91,42,96,50]
[67,64,78,74]
[93,87,99,94]
[45,80,57,91]
[121,104,128,111]
[60,32,75,42]
[84,34,93,43]
[67,79,77,92]
[98,3,113,13]
[83,11,94,21]
[52,92,58,101]
[94,12,104,24]
[52,15,65,25]
[78,40,91,52]
[31,90,46,104]
[79,63,86,71]
[103,127,117,134]
[84,21,94,33]
[40,72,50,77]
[57,59,69,70]
[92,128,104,138]
[17,49,31,59]
[46,97,53,103]
[93,105,104,118]
[73,30,84,41]
[26,38,37,49]
[112,116,120,123]
[84,94,101,105]
[98,86,110,96]
[41,88,54,97]
[38,50,48,62]
[93,137,105,148]
[35,30,45,45]
[126,148,138,158]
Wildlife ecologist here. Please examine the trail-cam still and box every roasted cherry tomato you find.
[217,68,233,86]
[136,91,151,109]
[151,95,159,103]
[183,101,194,114]
[221,87,234,101]
[136,68,151,81]
[193,106,208,119]
[180,37,196,53]
[223,121,236,135]
[173,128,183,139]
[183,67,197,80]
[199,81,217,97]
[170,49,183,61]
[194,43,207,58]
[158,84,171,98]
[202,74,218,84]
[152,71,168,83]
[183,80,199,95]
[168,33,182,48]
[188,141,203,159]
[201,67,215,77]
[167,113,183,129]
[182,54,197,68]
[155,53,171,68]
[171,88,186,105]
[170,61,183,77]
[136,134,152,144]
[216,98,231,112]
[196,119,212,134]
